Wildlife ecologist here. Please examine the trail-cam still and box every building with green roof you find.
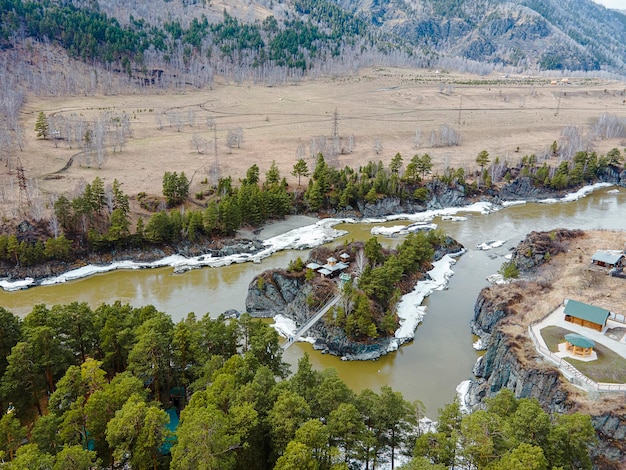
[564,333,595,357]
[563,299,610,332]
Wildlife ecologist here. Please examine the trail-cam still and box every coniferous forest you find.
[0,302,596,469]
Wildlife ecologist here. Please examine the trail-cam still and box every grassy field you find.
[5,66,626,220]
[540,325,626,384]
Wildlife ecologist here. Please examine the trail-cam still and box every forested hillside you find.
[341,0,626,72]
[1,0,626,92]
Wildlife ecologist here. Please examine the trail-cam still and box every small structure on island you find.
[315,256,350,279]
[563,299,610,332]
[306,262,322,271]
[340,253,350,262]
[591,250,624,269]
[564,333,595,358]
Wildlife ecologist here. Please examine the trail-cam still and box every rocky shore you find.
[462,230,626,469]
[0,174,622,289]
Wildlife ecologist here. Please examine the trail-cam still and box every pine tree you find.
[34,111,49,140]
[292,158,310,186]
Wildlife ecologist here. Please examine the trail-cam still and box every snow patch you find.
[456,380,472,413]
[539,182,613,204]
[441,215,467,221]
[501,200,527,207]
[607,189,620,194]
[271,314,315,344]
[370,223,437,237]
[487,273,509,285]
[0,277,34,291]
[392,253,461,345]
[476,240,505,250]
[473,338,486,350]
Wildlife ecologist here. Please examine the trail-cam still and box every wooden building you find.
[564,333,595,357]
[563,299,610,332]
[591,250,624,269]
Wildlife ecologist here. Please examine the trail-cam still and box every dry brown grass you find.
[491,229,626,411]
[6,67,626,219]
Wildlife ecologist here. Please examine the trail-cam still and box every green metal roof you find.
[564,333,595,349]
[564,299,610,326]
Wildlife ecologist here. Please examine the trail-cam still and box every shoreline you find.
[0,182,618,292]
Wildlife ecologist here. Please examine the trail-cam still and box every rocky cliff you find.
[337,173,625,220]
[245,270,308,319]
[245,269,396,360]
[465,276,626,468]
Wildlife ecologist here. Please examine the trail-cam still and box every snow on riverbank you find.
[9,219,349,291]
[1,182,612,291]
[538,182,613,204]
[476,240,505,250]
[271,314,317,344]
[390,252,462,351]
[370,222,437,237]
[456,380,472,413]
[0,277,35,291]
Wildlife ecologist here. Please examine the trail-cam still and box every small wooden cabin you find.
[591,250,624,269]
[563,299,610,332]
[564,333,594,357]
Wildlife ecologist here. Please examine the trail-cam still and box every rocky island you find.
[245,229,463,360]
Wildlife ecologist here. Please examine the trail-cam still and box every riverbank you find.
[458,228,626,468]
[0,182,618,292]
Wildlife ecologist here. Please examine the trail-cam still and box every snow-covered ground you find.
[0,277,35,291]
[538,182,613,204]
[390,252,463,351]
[370,223,437,237]
[456,380,472,413]
[271,314,316,344]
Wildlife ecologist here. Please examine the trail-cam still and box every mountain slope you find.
[1,0,626,85]
[338,0,626,72]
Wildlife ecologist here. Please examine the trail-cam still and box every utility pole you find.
[16,157,31,206]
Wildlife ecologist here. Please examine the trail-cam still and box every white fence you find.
[527,323,626,393]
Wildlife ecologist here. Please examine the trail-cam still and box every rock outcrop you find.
[509,228,584,273]
[245,270,307,318]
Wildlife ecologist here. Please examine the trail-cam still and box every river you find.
[2,187,625,415]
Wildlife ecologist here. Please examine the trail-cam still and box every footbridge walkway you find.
[282,295,340,350]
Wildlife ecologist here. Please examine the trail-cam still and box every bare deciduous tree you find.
[413,128,421,149]
[226,127,244,152]
[345,134,355,154]
[374,137,383,155]
[93,118,107,169]
[429,124,462,148]
[354,249,368,276]
[191,134,209,154]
